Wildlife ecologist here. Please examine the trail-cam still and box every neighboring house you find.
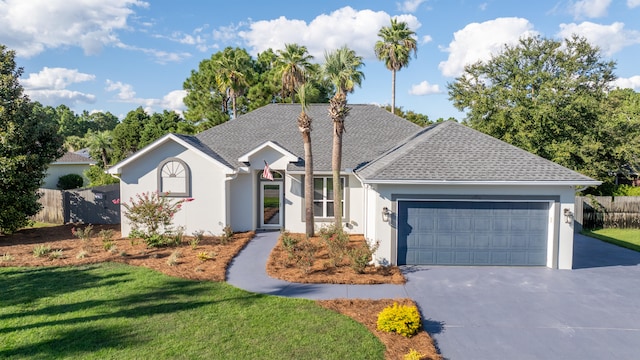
[42,150,96,189]
[108,104,599,269]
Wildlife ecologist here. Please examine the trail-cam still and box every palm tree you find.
[86,130,113,169]
[297,83,315,236]
[323,46,365,228]
[276,44,314,103]
[374,18,417,114]
[216,49,252,119]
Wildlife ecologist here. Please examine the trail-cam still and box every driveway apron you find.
[227,232,640,360]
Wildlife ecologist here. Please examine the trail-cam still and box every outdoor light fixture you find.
[563,208,574,224]
[382,207,391,222]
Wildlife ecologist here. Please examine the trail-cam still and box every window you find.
[157,158,190,197]
[313,177,345,218]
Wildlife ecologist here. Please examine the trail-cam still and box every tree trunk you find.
[232,95,237,119]
[391,69,396,114]
[332,121,343,228]
[100,148,109,169]
[302,130,314,237]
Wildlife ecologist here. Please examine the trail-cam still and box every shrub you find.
[57,173,84,190]
[48,249,64,259]
[404,348,424,360]
[319,224,349,267]
[72,224,94,242]
[100,229,115,251]
[376,302,422,338]
[119,192,194,248]
[191,230,205,249]
[281,231,299,259]
[220,225,233,244]
[33,245,51,258]
[294,237,317,274]
[347,240,380,274]
[197,251,214,262]
[167,250,182,266]
[76,250,88,259]
[0,253,15,262]
[85,165,119,187]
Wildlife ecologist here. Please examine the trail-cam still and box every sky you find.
[1,0,640,121]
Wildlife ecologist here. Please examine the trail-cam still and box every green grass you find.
[582,228,640,252]
[0,263,384,359]
[22,222,59,229]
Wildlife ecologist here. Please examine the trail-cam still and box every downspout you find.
[223,170,239,230]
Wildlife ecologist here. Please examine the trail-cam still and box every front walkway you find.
[226,231,640,360]
[226,231,409,299]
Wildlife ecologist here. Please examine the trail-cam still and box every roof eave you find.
[358,179,602,186]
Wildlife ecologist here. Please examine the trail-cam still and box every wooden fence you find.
[33,189,65,224]
[32,184,120,225]
[575,196,640,230]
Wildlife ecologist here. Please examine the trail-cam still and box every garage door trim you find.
[391,195,560,267]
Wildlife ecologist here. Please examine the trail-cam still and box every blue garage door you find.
[397,201,549,266]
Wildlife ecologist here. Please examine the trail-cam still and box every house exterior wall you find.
[118,141,228,237]
[229,172,254,232]
[43,164,93,189]
[367,183,577,269]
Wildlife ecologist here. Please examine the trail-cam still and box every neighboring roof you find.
[53,151,96,165]
[355,121,600,185]
[195,104,422,172]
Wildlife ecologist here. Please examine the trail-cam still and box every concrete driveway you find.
[406,233,640,359]
[227,232,640,359]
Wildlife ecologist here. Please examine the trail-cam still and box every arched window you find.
[260,169,283,181]
[157,158,190,196]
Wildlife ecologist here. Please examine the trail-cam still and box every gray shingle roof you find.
[55,151,96,164]
[355,120,598,183]
[194,104,422,172]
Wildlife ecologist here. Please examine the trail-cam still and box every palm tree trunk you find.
[391,69,396,114]
[232,95,237,119]
[302,131,314,237]
[332,121,343,228]
[100,148,109,169]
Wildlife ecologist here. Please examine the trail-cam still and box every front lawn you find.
[582,228,640,252]
[0,263,385,359]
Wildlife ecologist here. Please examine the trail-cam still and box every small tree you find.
[57,174,84,190]
[119,192,193,247]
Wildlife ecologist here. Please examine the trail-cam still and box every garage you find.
[397,200,550,266]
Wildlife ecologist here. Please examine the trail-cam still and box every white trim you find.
[107,134,234,175]
[360,179,601,186]
[238,141,298,163]
[260,181,283,228]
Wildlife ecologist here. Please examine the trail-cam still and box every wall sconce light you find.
[563,208,574,224]
[382,207,391,222]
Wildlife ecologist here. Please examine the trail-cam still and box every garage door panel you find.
[398,201,549,266]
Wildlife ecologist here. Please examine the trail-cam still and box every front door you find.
[260,181,283,228]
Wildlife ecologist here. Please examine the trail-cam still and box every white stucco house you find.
[108,104,599,269]
[43,150,96,189]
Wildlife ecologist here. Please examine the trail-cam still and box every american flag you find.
[263,161,274,181]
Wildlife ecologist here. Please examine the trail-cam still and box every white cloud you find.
[105,80,185,114]
[629,0,640,8]
[115,43,191,64]
[0,0,147,57]
[22,67,95,90]
[397,0,427,13]
[238,6,420,59]
[439,17,538,77]
[422,35,433,44]
[612,76,640,90]
[557,22,640,56]
[570,0,612,19]
[21,67,96,106]
[408,81,441,95]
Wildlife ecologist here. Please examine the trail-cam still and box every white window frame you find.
[313,176,345,219]
[157,157,190,197]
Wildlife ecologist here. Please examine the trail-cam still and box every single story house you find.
[42,150,96,189]
[108,104,600,269]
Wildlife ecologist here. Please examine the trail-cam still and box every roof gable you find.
[108,133,234,175]
[356,121,600,185]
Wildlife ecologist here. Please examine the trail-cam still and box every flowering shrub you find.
[116,192,194,247]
